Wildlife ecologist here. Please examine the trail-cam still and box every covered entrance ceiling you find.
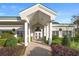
[28,11,50,26]
[20,4,57,31]
[27,10,51,31]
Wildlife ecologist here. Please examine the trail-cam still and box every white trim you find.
[20,4,57,21]
[0,20,20,22]
[20,4,56,16]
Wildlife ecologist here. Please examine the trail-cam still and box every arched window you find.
[59,28,62,31]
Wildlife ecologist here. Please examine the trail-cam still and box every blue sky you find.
[0,3,79,23]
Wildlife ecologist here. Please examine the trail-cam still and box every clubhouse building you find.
[0,4,76,46]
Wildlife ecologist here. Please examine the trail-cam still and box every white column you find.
[14,31,17,38]
[24,22,28,46]
[37,32,39,39]
[29,25,30,43]
[41,29,43,38]
[46,25,49,41]
[44,26,46,36]
[43,28,44,38]
[59,31,62,38]
[49,23,52,45]
[31,32,33,39]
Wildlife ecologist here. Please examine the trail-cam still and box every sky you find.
[0,3,79,23]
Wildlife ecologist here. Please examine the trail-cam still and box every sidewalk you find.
[24,40,52,56]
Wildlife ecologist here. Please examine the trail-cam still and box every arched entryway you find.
[20,4,56,46]
[28,10,52,43]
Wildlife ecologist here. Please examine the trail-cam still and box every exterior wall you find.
[31,24,74,40]
[52,26,74,31]
[52,24,75,37]
[0,16,21,21]
[0,25,24,31]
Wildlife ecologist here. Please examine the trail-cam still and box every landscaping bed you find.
[51,45,79,56]
[0,45,26,56]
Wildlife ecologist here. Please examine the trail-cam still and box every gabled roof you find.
[20,4,56,15]
[20,4,57,20]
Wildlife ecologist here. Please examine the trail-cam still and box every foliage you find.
[72,16,79,25]
[69,37,79,48]
[43,36,48,44]
[17,36,23,43]
[62,35,71,46]
[69,39,79,50]
[2,31,13,34]
[0,39,6,46]
[51,45,79,56]
[75,37,79,42]
[4,37,17,47]
[52,35,62,45]
[1,32,14,39]
[30,36,32,42]
[72,15,79,40]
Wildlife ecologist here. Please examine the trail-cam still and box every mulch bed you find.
[0,45,26,56]
[51,45,79,56]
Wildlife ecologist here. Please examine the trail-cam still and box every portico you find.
[20,4,56,46]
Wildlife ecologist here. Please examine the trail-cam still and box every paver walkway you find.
[24,40,52,56]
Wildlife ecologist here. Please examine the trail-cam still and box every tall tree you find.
[72,15,79,37]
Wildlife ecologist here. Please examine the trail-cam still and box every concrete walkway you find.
[24,40,52,56]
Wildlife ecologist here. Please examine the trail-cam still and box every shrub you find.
[73,37,79,42]
[17,36,23,43]
[4,37,17,47]
[1,32,14,39]
[52,35,62,45]
[69,41,79,50]
[69,41,77,49]
[0,39,6,46]
[51,45,79,56]
[30,36,32,42]
[62,35,71,46]
[43,36,48,44]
